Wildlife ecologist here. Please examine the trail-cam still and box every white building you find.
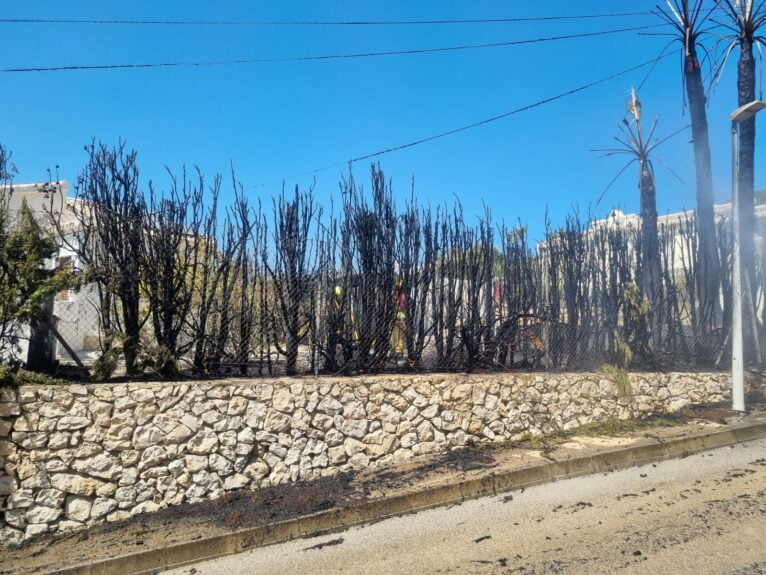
[6,182,101,366]
[592,192,766,241]
[574,192,766,273]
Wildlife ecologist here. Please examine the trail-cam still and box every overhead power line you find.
[0,11,667,27]
[0,23,664,74]
[250,52,675,189]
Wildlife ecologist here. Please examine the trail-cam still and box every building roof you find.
[6,181,81,233]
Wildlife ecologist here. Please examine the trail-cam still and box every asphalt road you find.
[163,438,766,575]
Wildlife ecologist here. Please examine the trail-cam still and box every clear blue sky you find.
[0,0,759,241]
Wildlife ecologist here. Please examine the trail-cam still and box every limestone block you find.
[71,453,122,481]
[65,495,92,522]
[340,419,368,439]
[50,473,104,497]
[316,396,343,416]
[187,429,219,454]
[91,497,118,519]
[56,416,90,431]
[223,474,249,490]
[26,504,63,524]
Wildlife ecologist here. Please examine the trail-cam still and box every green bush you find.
[92,348,120,381]
[597,363,632,397]
[0,365,67,387]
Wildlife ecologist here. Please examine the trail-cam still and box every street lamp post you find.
[729,100,766,413]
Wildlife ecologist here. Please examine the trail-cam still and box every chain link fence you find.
[37,163,757,381]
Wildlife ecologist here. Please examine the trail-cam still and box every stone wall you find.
[0,371,730,545]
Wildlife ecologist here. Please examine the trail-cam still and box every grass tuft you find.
[0,365,69,388]
[597,363,632,397]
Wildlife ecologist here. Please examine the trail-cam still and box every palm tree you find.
[719,1,765,299]
[657,0,720,326]
[598,90,676,351]
[718,0,766,362]
[627,91,663,323]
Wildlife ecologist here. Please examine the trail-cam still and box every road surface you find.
[163,438,766,575]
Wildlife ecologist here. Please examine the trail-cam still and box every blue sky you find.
[0,0,759,241]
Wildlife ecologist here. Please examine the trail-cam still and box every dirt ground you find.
[160,438,766,575]
[0,401,760,575]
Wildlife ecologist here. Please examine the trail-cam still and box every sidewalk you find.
[4,403,766,575]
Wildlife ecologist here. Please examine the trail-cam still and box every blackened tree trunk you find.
[639,158,662,339]
[268,185,318,375]
[685,42,719,326]
[190,175,235,374]
[723,0,766,363]
[625,90,662,351]
[26,296,54,371]
[142,169,204,376]
[606,90,662,354]
[347,166,398,372]
[75,141,144,375]
[658,0,720,328]
[120,282,141,375]
[737,34,757,309]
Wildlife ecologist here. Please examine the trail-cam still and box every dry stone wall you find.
[0,371,730,545]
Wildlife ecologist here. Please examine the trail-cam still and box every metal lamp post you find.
[729,100,766,412]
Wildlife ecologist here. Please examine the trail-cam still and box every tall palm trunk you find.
[659,0,719,326]
[685,42,719,325]
[736,33,757,295]
[639,156,662,343]
[724,0,764,364]
[628,91,662,351]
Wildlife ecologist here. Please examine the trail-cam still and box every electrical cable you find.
[0,23,665,74]
[350,53,675,162]
[0,12,672,27]
[250,52,675,189]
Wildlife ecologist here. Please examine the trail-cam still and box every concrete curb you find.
[54,419,766,575]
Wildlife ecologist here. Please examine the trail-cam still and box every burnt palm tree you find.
[718,1,766,299]
[657,0,720,326]
[598,91,678,351]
